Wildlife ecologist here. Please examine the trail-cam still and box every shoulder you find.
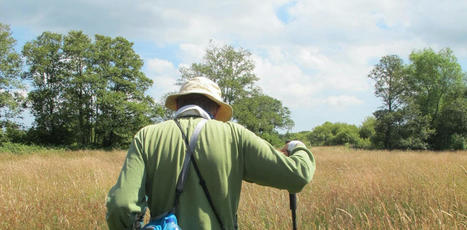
[135,120,175,137]
[214,121,259,142]
[205,120,249,132]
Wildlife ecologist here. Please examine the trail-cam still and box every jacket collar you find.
[175,105,212,120]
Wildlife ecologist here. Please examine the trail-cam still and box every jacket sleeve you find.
[106,132,147,230]
[240,126,315,193]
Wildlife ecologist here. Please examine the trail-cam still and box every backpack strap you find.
[174,118,226,230]
[173,118,207,209]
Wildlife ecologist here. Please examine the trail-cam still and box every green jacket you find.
[106,117,315,230]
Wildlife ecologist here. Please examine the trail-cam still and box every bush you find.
[282,131,311,146]
[449,134,466,150]
[0,142,64,154]
[359,117,376,139]
[308,122,363,146]
[354,138,372,149]
[260,132,283,148]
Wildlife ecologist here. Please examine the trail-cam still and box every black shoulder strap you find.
[174,119,226,230]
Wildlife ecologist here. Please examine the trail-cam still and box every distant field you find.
[0,147,465,229]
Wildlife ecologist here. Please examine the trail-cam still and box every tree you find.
[179,43,259,105]
[431,84,467,149]
[368,55,406,149]
[23,31,158,148]
[407,48,464,122]
[0,23,24,142]
[92,35,154,148]
[22,32,71,145]
[406,48,466,149]
[62,30,94,146]
[233,94,294,135]
[178,43,294,137]
[397,103,434,150]
[369,48,466,150]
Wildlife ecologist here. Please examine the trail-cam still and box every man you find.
[106,77,315,229]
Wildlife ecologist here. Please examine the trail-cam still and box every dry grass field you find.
[0,147,465,229]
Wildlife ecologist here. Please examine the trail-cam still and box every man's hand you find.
[280,144,290,156]
[281,140,305,156]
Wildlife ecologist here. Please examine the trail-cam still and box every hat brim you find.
[165,91,233,122]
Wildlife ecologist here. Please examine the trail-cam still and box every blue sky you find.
[1,0,466,132]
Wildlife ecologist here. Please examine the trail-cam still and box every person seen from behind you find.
[106,77,316,229]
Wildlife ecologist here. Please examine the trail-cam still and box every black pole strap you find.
[191,154,226,230]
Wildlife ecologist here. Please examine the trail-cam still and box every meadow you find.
[0,147,465,229]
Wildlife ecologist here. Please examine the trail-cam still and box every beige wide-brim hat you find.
[165,77,233,122]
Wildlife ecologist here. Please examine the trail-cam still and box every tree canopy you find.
[0,23,25,144]
[234,94,294,134]
[0,23,24,132]
[179,43,259,105]
[369,48,466,150]
[179,43,294,136]
[368,55,406,149]
[22,30,158,147]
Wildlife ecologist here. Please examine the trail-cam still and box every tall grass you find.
[0,147,465,229]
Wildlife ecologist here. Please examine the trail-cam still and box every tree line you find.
[0,24,293,149]
[369,50,466,150]
[1,24,161,148]
[1,22,465,150]
[287,49,466,150]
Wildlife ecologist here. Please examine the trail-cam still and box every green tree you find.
[371,110,402,149]
[307,121,334,146]
[369,48,466,150]
[22,32,72,145]
[0,23,24,141]
[23,31,158,148]
[179,43,259,105]
[397,103,434,150]
[368,55,406,149]
[406,48,466,149]
[431,86,466,149]
[62,30,94,146]
[233,94,294,135]
[178,43,294,137]
[92,35,154,148]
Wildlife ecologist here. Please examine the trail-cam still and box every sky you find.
[1,0,466,132]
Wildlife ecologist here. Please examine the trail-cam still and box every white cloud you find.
[178,42,209,64]
[321,95,363,108]
[145,58,180,102]
[252,44,372,110]
[254,54,321,109]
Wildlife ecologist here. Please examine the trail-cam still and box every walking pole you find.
[285,141,298,230]
[290,193,297,230]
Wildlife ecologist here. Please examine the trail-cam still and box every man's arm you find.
[106,132,147,230]
[241,127,315,193]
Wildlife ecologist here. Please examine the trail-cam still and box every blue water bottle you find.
[164,214,181,230]
[142,213,181,230]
